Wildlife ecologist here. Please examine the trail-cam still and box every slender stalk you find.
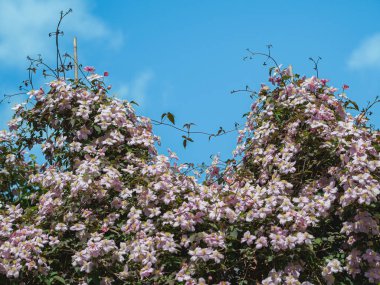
[74,37,78,81]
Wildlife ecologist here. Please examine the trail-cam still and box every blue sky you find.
[1,0,380,166]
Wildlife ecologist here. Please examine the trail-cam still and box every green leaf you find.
[230,228,238,239]
[183,122,195,130]
[167,112,175,125]
[349,100,359,111]
[269,66,275,76]
[313,238,322,245]
[52,276,66,284]
[216,127,225,136]
[93,125,101,133]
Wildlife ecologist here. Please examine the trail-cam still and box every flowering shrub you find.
[0,65,379,284]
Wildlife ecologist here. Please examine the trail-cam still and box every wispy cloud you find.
[0,0,124,67]
[160,83,173,108]
[115,70,154,107]
[348,33,380,69]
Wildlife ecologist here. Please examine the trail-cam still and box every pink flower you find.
[241,231,256,245]
[55,223,68,232]
[104,71,109,77]
[255,236,268,249]
[140,264,154,278]
[320,78,329,86]
[83,66,95,73]
[168,148,179,160]
[70,223,86,231]
[342,84,349,90]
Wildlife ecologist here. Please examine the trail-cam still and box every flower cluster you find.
[0,66,379,284]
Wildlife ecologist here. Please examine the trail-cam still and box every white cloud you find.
[348,33,380,69]
[0,0,124,67]
[116,85,129,99]
[115,70,154,107]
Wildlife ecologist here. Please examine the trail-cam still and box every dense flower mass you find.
[0,66,379,284]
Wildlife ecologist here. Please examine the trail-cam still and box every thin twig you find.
[244,45,281,71]
[49,9,72,79]
[309,56,322,78]
[151,119,239,138]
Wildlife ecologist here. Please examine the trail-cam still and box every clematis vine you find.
[0,63,379,284]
